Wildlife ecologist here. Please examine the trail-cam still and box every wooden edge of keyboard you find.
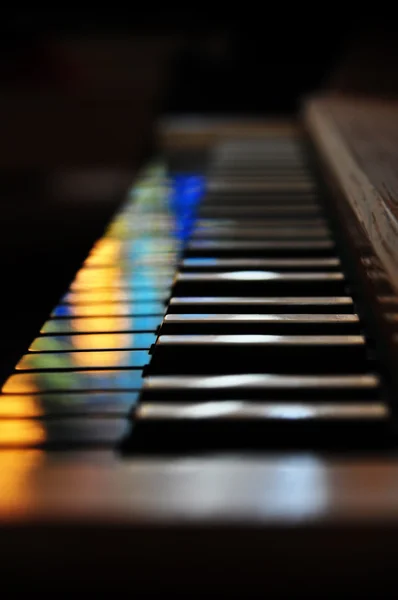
[3,451,398,593]
[3,450,398,526]
[304,95,398,294]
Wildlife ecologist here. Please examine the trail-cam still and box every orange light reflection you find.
[0,421,46,446]
[0,395,42,417]
[0,450,44,516]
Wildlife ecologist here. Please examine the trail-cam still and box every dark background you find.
[0,11,366,114]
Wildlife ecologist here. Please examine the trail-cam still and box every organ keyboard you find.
[2,113,398,597]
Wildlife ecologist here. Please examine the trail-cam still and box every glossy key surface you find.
[181,258,341,271]
[51,302,166,318]
[160,313,360,335]
[150,334,369,374]
[62,289,168,304]
[173,271,345,295]
[141,373,380,400]
[29,333,156,352]
[16,350,150,371]
[0,391,139,417]
[41,316,162,334]
[0,417,129,447]
[2,369,144,393]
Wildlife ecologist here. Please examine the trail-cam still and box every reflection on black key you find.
[136,400,387,421]
[181,258,341,272]
[185,240,334,258]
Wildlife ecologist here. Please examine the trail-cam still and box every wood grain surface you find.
[305,96,398,293]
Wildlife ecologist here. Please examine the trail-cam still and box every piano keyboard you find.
[0,135,391,450]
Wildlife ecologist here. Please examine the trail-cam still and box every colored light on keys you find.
[29,333,156,352]
[0,421,46,447]
[16,350,149,370]
[51,302,165,318]
[62,289,167,304]
[0,395,43,417]
[41,316,162,334]
[0,392,139,417]
[2,370,144,393]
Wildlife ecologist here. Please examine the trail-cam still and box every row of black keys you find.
[124,150,391,453]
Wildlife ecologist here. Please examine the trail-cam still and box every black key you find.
[141,373,381,401]
[195,218,328,229]
[185,240,335,258]
[192,226,331,239]
[201,193,319,206]
[198,205,322,218]
[207,181,316,193]
[172,271,346,296]
[149,334,370,374]
[127,400,389,453]
[168,296,355,314]
[160,314,361,335]
[208,171,312,179]
[181,258,341,272]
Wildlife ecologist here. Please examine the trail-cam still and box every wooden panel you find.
[3,451,398,525]
[3,451,398,594]
[305,96,398,293]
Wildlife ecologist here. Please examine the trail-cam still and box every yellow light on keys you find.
[85,238,122,264]
[0,421,46,447]
[72,267,123,288]
[0,395,43,417]
[30,333,155,352]
[0,450,44,515]
[18,350,128,370]
[2,373,38,394]
[40,316,154,334]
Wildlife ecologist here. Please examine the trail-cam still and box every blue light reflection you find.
[169,174,206,241]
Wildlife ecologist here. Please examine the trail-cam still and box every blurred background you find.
[2,11,395,164]
[0,10,395,378]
